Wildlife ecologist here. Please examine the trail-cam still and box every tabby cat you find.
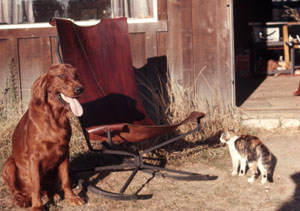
[220,130,273,184]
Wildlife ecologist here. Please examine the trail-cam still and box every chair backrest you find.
[53,18,154,128]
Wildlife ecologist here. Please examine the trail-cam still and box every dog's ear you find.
[31,72,48,105]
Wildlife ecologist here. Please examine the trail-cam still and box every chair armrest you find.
[86,123,128,135]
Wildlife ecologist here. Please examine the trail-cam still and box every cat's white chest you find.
[227,136,242,159]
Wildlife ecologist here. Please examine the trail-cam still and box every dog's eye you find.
[58,74,65,79]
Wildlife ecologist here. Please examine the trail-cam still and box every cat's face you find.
[220,130,236,144]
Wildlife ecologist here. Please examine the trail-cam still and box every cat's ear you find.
[222,129,229,135]
[230,128,236,133]
[224,131,231,140]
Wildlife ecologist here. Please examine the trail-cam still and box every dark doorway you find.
[233,0,300,108]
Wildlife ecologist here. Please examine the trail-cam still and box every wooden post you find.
[283,24,290,70]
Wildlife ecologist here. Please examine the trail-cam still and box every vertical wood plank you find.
[166,0,194,87]
[157,31,168,57]
[145,32,157,59]
[217,0,234,105]
[181,0,193,87]
[50,36,58,64]
[167,0,183,82]
[18,38,45,107]
[129,33,147,68]
[40,37,52,71]
[158,0,167,20]
[192,0,218,104]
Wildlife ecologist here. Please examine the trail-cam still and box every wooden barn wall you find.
[166,0,233,107]
[0,0,233,109]
[0,28,59,108]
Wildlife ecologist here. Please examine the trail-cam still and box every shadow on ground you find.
[277,172,300,211]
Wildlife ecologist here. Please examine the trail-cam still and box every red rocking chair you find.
[49,17,217,200]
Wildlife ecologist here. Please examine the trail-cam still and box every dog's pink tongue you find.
[61,94,83,117]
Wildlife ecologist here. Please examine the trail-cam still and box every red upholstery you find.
[50,18,204,143]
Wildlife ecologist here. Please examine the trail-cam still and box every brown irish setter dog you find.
[2,64,85,210]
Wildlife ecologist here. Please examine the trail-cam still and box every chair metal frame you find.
[73,121,216,200]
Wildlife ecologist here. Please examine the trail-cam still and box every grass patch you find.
[134,66,252,164]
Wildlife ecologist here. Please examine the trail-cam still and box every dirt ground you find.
[1,128,300,211]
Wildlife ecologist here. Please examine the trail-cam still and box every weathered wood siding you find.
[164,0,234,107]
[0,28,58,107]
[166,0,234,106]
[0,0,234,109]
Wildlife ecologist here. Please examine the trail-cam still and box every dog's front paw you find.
[232,170,238,176]
[67,195,85,206]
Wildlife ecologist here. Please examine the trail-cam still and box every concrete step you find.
[238,108,300,129]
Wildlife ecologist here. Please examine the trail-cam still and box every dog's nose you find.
[74,86,84,95]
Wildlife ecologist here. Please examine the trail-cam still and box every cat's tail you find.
[267,169,274,183]
[266,154,274,183]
